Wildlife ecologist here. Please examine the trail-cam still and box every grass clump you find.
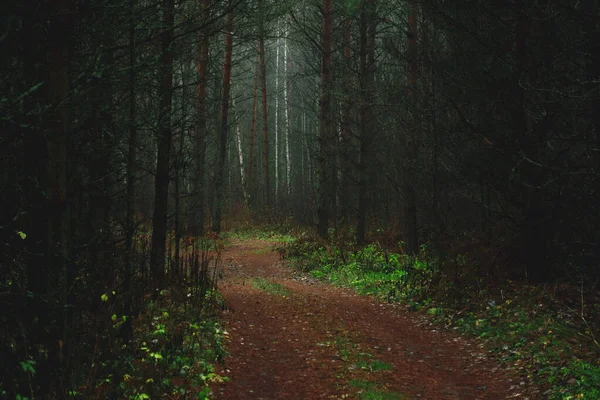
[349,380,404,400]
[250,277,290,297]
[329,332,402,400]
[223,224,296,244]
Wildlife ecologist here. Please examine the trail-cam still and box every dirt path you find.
[214,239,521,400]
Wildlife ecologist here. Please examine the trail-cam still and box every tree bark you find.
[341,16,353,223]
[174,59,188,278]
[233,99,248,203]
[404,0,419,254]
[317,0,334,238]
[192,0,210,237]
[356,0,376,245]
[150,0,174,290]
[284,23,292,198]
[46,0,72,383]
[258,0,270,207]
[275,21,281,204]
[123,0,137,343]
[248,58,259,198]
[212,4,234,233]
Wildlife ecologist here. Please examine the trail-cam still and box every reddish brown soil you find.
[214,239,522,400]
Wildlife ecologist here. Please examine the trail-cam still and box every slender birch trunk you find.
[284,22,291,197]
[233,99,248,203]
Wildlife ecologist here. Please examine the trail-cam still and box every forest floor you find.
[213,238,528,400]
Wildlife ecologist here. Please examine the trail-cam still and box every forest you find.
[1,0,600,398]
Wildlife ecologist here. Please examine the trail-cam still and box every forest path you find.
[214,239,518,400]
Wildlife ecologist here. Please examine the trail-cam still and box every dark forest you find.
[1,0,599,398]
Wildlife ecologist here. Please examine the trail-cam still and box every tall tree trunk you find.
[22,2,53,394]
[317,0,334,238]
[192,0,210,237]
[512,1,543,281]
[212,4,234,233]
[47,0,72,384]
[341,16,353,222]
[150,0,174,290]
[404,0,419,254]
[275,21,280,204]
[258,0,270,207]
[356,0,376,245]
[174,61,188,278]
[582,0,600,263]
[284,23,292,198]
[248,58,259,199]
[123,0,137,343]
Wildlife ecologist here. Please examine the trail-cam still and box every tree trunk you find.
[341,17,353,222]
[233,99,248,203]
[404,0,419,254]
[356,0,376,245]
[258,0,270,207]
[248,58,259,201]
[123,0,137,343]
[150,0,174,290]
[174,61,188,278]
[275,21,281,204]
[192,0,210,237]
[212,4,234,233]
[284,23,292,198]
[317,0,334,238]
[46,0,72,384]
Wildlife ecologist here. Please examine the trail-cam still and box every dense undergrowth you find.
[280,232,600,400]
[84,234,230,400]
[89,288,229,400]
[0,232,227,400]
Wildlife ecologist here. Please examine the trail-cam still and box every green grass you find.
[252,248,270,255]
[352,352,393,372]
[223,226,295,243]
[329,333,402,400]
[368,359,393,372]
[250,277,290,296]
[350,380,404,400]
[360,390,404,400]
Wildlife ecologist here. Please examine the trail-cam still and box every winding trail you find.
[214,239,521,400]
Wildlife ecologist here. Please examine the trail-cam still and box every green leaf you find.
[111,314,117,321]
[17,231,26,240]
[101,294,109,302]
[196,386,211,400]
[19,360,36,375]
